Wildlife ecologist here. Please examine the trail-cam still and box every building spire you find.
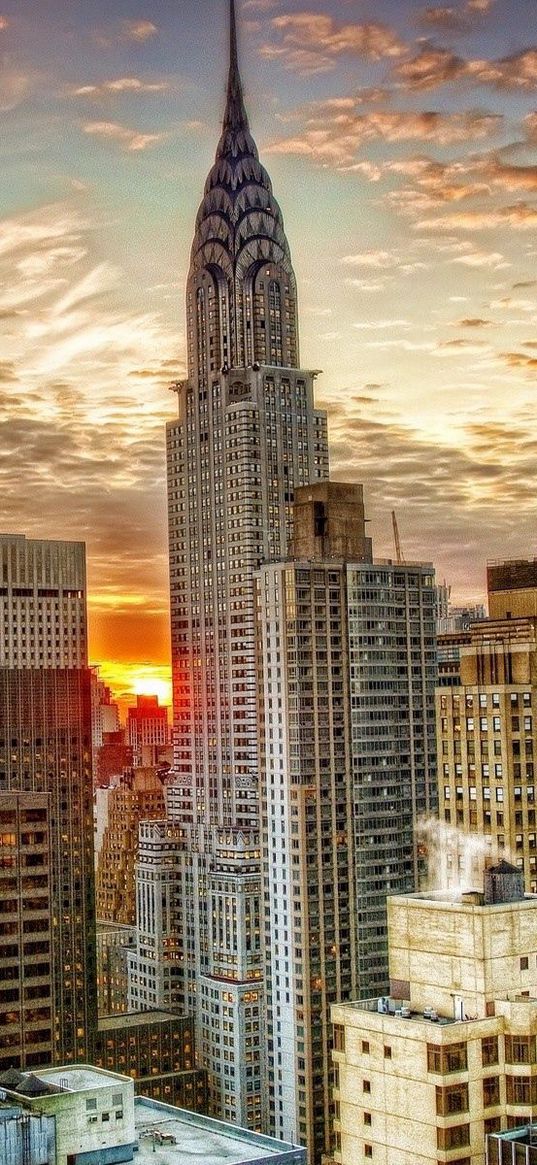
[223,0,249,133]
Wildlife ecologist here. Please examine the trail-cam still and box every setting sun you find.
[133,674,172,705]
[94,660,172,719]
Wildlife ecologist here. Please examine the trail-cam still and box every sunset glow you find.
[2,0,537,694]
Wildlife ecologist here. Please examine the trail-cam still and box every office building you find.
[96,923,136,1016]
[331,863,537,1165]
[91,1012,206,1111]
[256,482,437,1162]
[95,768,166,927]
[166,0,328,1127]
[126,694,170,767]
[0,533,96,1068]
[437,559,537,892]
[127,820,186,1014]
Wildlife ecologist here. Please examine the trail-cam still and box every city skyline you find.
[2,0,537,702]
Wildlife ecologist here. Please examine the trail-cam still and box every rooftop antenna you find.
[392,511,405,565]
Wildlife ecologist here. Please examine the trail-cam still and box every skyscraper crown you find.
[188,0,295,297]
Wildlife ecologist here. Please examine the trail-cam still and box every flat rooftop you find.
[134,1098,305,1165]
[98,1010,183,1030]
[35,1066,129,1092]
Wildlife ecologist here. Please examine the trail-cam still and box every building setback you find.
[165,0,327,1128]
[256,482,437,1163]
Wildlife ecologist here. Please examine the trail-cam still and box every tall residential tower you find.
[166,0,328,1128]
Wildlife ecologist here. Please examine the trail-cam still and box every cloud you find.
[72,77,170,98]
[451,248,508,268]
[342,250,393,268]
[418,7,471,32]
[0,198,178,626]
[500,351,537,371]
[394,43,537,93]
[417,0,495,29]
[121,19,158,43]
[456,317,492,327]
[268,107,501,167]
[261,13,406,74]
[416,202,537,231]
[353,318,411,330]
[83,121,167,151]
[0,68,32,111]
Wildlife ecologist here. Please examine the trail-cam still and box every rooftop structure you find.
[0,1066,304,1165]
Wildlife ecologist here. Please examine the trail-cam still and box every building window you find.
[428,1042,467,1074]
[384,1045,392,1059]
[361,1040,370,1055]
[437,1124,470,1150]
[364,1146,373,1159]
[506,1076,537,1105]
[363,1080,371,1093]
[482,1077,500,1107]
[364,1112,372,1126]
[481,1036,499,1066]
[505,1035,536,1064]
[333,1024,345,1052]
[436,1083,469,1115]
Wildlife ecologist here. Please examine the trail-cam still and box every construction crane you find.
[392,510,405,565]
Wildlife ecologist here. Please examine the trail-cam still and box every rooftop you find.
[98,1010,183,1031]
[134,1098,305,1165]
[35,1065,131,1093]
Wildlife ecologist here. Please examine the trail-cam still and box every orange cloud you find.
[261,12,406,73]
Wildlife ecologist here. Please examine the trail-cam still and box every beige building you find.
[95,768,165,927]
[437,558,537,892]
[331,864,537,1165]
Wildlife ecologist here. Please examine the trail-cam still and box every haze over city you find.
[2,0,537,704]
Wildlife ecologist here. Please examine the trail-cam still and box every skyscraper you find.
[256,483,437,1160]
[166,0,328,1127]
[0,533,96,1068]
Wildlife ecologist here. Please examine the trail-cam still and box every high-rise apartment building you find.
[166,0,327,1128]
[0,533,96,1068]
[331,864,537,1165]
[437,559,537,892]
[256,482,437,1162]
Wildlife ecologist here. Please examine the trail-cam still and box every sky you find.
[2,0,537,707]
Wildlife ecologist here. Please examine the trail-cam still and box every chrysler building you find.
[165,0,328,1129]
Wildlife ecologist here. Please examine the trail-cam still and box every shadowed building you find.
[0,534,96,1068]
